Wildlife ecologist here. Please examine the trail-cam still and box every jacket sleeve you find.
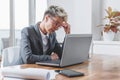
[20,28,51,64]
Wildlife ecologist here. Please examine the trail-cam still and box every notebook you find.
[36,34,92,67]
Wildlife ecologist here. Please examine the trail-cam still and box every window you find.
[15,0,28,30]
[0,0,47,54]
[0,0,10,54]
[0,0,10,29]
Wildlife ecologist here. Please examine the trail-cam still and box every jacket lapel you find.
[34,22,43,52]
[48,35,52,49]
[46,34,53,55]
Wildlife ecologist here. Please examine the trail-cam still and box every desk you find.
[1,54,120,80]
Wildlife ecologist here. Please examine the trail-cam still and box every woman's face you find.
[44,15,63,34]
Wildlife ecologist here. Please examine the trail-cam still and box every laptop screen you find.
[60,34,92,67]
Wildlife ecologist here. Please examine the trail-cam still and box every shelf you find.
[93,41,120,55]
[93,41,120,45]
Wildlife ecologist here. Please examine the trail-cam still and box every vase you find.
[103,30,115,41]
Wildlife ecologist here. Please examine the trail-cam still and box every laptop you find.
[36,34,92,67]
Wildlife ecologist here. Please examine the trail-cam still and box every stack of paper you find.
[1,67,57,80]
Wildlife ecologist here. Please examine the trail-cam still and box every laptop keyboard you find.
[42,60,60,64]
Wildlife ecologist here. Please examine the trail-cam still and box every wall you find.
[104,0,120,10]
[92,0,103,40]
[47,0,92,42]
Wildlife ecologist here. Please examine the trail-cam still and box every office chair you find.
[1,46,21,68]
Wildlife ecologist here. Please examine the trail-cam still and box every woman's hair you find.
[43,5,68,21]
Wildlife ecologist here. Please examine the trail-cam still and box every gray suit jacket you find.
[20,22,62,64]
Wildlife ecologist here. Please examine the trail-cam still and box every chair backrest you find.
[1,46,21,68]
[1,38,9,49]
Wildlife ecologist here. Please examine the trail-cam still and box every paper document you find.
[1,67,57,80]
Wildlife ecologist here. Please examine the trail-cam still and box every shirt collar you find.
[39,28,49,38]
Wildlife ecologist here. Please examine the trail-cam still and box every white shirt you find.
[39,29,49,54]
